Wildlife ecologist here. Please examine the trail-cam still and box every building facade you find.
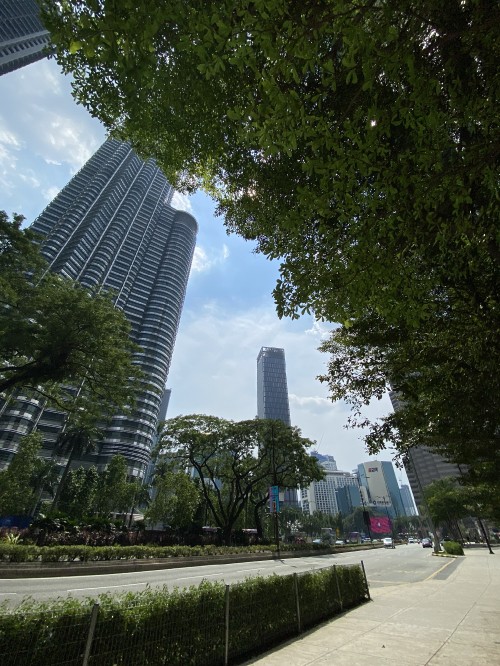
[300,453,359,516]
[0,139,197,477]
[389,389,460,507]
[257,347,291,425]
[357,460,405,519]
[399,484,417,517]
[0,0,52,76]
[256,346,299,506]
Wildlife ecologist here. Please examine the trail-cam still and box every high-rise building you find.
[0,139,197,477]
[399,484,417,517]
[257,347,291,425]
[300,454,358,516]
[256,346,298,506]
[357,460,405,519]
[0,0,52,76]
[389,389,460,508]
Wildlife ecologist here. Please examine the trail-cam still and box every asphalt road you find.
[0,543,458,606]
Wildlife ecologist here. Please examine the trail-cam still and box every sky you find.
[0,57,408,483]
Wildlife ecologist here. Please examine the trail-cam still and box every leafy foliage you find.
[0,433,44,516]
[156,415,324,544]
[442,540,464,556]
[42,1,499,329]
[0,564,367,665]
[0,211,143,420]
[145,469,200,529]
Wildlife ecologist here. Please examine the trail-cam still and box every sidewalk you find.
[243,548,500,665]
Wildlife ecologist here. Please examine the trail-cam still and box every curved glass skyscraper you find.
[0,140,197,476]
[0,0,52,76]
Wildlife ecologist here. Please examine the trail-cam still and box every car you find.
[408,537,416,544]
[312,538,322,544]
[335,539,345,545]
[421,538,432,548]
[382,537,394,548]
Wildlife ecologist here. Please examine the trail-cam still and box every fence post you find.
[293,573,301,634]
[360,560,371,600]
[224,584,230,666]
[82,602,100,666]
[333,565,343,612]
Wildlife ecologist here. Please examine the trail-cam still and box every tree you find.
[145,470,200,530]
[42,2,499,330]
[0,211,143,419]
[156,415,323,545]
[424,478,470,541]
[51,421,103,508]
[317,307,499,494]
[0,432,44,515]
[92,455,138,517]
[58,465,100,519]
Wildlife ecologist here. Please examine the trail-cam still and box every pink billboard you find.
[370,516,392,533]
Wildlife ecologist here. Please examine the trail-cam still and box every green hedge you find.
[0,564,369,665]
[442,541,464,556]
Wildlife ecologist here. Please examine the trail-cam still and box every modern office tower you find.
[0,139,197,477]
[400,484,417,517]
[256,346,298,506]
[0,0,52,76]
[300,455,358,516]
[357,460,405,519]
[389,389,460,508]
[257,347,291,425]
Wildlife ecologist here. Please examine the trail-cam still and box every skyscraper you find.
[0,139,197,477]
[389,389,460,508]
[257,347,291,425]
[256,346,298,506]
[357,460,405,519]
[300,453,358,516]
[0,0,52,76]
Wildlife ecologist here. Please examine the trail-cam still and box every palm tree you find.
[52,422,103,509]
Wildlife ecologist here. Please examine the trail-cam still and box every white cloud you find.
[191,244,230,273]
[19,170,41,189]
[42,185,61,201]
[0,126,22,149]
[167,303,398,472]
[171,191,194,213]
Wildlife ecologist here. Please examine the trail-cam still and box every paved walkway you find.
[243,548,500,665]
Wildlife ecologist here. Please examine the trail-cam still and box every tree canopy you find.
[42,3,499,480]
[42,1,499,328]
[155,415,324,544]
[0,211,143,420]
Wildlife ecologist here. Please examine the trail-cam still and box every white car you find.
[383,537,394,548]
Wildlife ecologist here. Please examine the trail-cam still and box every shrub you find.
[0,564,368,665]
[442,541,464,556]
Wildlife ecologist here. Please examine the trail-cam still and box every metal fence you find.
[0,562,369,666]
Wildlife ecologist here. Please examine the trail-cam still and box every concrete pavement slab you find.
[243,548,500,666]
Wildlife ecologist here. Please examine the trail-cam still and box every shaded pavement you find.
[243,547,500,665]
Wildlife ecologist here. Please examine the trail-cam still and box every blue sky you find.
[0,57,407,480]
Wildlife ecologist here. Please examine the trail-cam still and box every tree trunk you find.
[51,443,75,510]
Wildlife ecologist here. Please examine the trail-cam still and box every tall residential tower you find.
[0,0,52,76]
[0,140,197,477]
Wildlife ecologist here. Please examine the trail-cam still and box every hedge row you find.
[0,541,333,563]
[442,541,465,556]
[0,563,369,665]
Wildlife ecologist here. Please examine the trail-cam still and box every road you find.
[0,543,459,606]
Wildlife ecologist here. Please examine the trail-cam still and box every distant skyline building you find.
[389,389,460,508]
[0,139,197,477]
[357,460,405,519]
[0,0,52,76]
[399,484,417,517]
[257,347,291,425]
[256,346,298,506]
[300,454,358,516]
